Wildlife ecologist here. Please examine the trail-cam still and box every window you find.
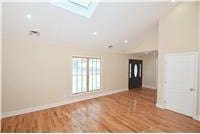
[134,64,138,77]
[72,57,101,94]
[70,0,91,8]
[50,0,99,18]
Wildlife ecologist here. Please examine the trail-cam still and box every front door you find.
[129,59,143,89]
[165,53,198,117]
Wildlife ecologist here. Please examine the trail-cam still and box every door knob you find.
[189,88,195,91]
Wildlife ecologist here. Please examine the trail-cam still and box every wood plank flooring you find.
[1,88,200,132]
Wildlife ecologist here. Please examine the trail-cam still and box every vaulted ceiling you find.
[2,2,176,53]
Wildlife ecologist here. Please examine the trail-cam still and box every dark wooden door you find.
[129,59,143,89]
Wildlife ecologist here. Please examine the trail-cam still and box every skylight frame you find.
[69,0,92,9]
[50,0,99,18]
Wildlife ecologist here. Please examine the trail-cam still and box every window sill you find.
[71,89,102,97]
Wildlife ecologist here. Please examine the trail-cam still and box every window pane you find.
[97,59,100,74]
[72,76,77,93]
[134,64,138,77]
[89,59,93,75]
[93,75,97,90]
[82,75,87,92]
[73,58,77,75]
[89,74,92,91]
[93,59,97,74]
[77,75,81,93]
[82,58,87,75]
[139,64,142,78]
[77,58,82,75]
[97,74,100,89]
[89,58,100,91]
[129,64,132,78]
[72,57,101,94]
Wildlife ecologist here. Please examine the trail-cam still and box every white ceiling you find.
[2,2,176,53]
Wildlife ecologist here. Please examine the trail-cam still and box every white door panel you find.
[165,53,197,117]
[166,89,194,116]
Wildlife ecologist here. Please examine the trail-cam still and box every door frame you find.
[163,52,198,119]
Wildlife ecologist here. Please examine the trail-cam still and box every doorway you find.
[129,59,143,89]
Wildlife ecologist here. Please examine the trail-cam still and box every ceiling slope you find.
[2,2,176,53]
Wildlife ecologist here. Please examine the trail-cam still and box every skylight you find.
[50,0,99,18]
[70,0,91,8]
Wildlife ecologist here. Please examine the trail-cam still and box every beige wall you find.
[157,2,199,116]
[126,26,159,90]
[125,22,159,91]
[2,39,130,113]
[0,2,2,122]
[198,1,200,116]
[142,55,158,89]
[131,54,158,90]
[126,27,158,53]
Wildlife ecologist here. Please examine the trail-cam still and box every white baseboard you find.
[156,103,200,121]
[193,114,200,121]
[2,88,128,118]
[143,85,157,90]
[156,102,165,109]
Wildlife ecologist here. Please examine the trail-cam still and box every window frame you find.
[72,56,101,95]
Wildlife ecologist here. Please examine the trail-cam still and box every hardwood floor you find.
[1,88,200,132]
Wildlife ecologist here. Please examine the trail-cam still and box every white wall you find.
[126,26,158,90]
[198,1,200,118]
[126,24,159,90]
[142,55,158,89]
[157,2,199,116]
[132,54,158,90]
[2,39,130,114]
[126,27,158,53]
[0,2,2,124]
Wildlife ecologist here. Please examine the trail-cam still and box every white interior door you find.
[165,53,197,117]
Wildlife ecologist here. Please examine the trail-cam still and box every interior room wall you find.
[198,1,200,118]
[0,2,2,122]
[125,23,159,91]
[132,54,158,90]
[142,54,158,89]
[126,27,158,53]
[157,2,199,117]
[2,38,131,114]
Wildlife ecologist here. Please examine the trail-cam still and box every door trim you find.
[163,52,198,119]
